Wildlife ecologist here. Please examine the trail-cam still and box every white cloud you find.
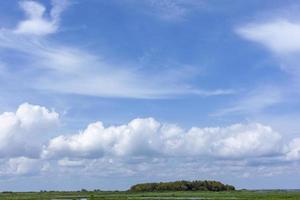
[43,118,162,158]
[16,102,59,130]
[236,18,300,77]
[184,123,282,158]
[43,118,282,159]
[14,0,68,35]
[236,19,300,54]
[285,138,300,161]
[0,156,48,176]
[2,157,44,176]
[0,103,59,158]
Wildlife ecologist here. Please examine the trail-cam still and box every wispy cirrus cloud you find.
[236,17,300,89]
[236,19,300,55]
[0,0,232,99]
[126,0,205,22]
[215,13,300,117]
[213,86,283,116]
[236,17,300,76]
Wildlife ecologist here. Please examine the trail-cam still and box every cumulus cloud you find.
[0,103,59,158]
[0,102,298,180]
[14,0,68,35]
[43,118,162,158]
[43,118,282,159]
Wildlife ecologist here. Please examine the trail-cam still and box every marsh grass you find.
[0,190,300,200]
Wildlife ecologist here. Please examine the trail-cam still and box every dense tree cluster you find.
[130,180,235,192]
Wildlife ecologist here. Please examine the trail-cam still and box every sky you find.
[0,0,300,191]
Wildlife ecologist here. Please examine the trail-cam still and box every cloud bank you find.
[0,103,298,178]
[43,118,283,159]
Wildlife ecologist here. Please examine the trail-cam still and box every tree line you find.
[130,180,235,192]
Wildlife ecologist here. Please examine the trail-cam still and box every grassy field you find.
[0,190,300,200]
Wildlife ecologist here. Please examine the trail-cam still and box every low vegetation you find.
[1,190,300,200]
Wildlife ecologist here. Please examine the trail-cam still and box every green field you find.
[1,190,300,200]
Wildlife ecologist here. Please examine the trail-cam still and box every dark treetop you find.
[130,180,235,192]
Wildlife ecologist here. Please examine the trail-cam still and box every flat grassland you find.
[0,190,300,200]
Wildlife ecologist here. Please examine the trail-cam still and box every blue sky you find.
[0,0,300,191]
